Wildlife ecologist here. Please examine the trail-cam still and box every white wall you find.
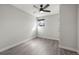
[60,4,77,51]
[77,5,79,52]
[0,4,36,51]
[37,14,60,40]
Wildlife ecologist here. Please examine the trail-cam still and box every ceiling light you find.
[40,11,43,14]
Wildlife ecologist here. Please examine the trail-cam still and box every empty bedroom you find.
[0,4,79,55]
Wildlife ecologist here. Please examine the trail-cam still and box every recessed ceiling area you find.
[12,4,60,17]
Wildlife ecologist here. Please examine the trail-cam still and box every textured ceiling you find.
[12,4,60,17]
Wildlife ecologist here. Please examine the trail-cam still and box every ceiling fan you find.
[33,4,51,13]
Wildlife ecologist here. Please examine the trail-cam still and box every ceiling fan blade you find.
[43,10,51,12]
[43,4,49,9]
[33,5,39,9]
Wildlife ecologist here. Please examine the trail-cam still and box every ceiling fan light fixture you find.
[33,4,51,14]
[40,11,43,13]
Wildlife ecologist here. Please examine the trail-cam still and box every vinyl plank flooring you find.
[0,38,59,55]
[0,38,78,55]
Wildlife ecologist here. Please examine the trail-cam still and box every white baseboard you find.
[0,36,36,52]
[37,37,59,41]
[59,45,77,52]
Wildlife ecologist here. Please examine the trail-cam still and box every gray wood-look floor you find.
[0,38,78,55]
[0,38,59,55]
